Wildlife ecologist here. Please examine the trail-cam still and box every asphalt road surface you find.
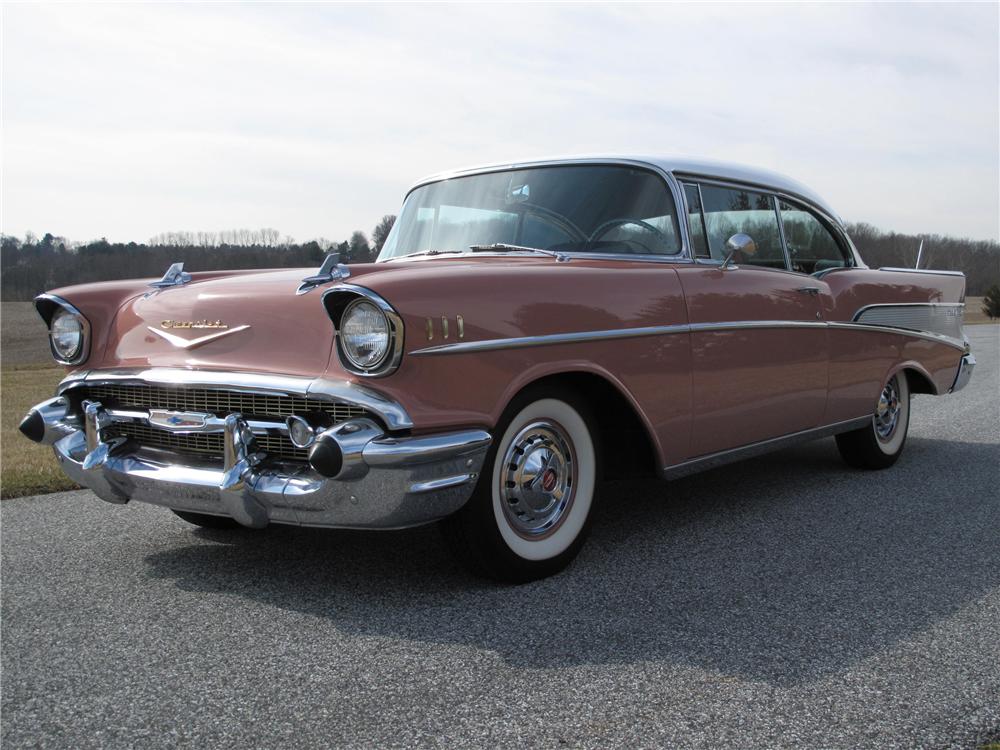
[3,326,998,749]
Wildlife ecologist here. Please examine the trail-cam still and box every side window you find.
[699,185,786,269]
[778,201,849,274]
[683,183,710,258]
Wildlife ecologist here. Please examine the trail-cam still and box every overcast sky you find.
[2,3,998,244]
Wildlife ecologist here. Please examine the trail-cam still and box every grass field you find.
[2,302,78,497]
[0,295,996,499]
[1,366,79,498]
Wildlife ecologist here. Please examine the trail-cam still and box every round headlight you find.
[50,308,84,361]
[340,299,391,369]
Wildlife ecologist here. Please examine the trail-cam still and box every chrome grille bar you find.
[85,384,369,422]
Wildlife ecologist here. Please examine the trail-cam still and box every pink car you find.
[20,156,975,581]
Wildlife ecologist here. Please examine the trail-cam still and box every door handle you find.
[796,287,820,295]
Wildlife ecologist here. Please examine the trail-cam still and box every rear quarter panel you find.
[821,269,966,422]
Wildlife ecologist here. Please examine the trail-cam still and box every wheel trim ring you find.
[498,419,578,541]
[873,375,902,442]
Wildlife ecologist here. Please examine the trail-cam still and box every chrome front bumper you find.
[950,352,976,393]
[22,392,491,530]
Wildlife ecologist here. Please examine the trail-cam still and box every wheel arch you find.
[493,367,662,480]
[889,361,939,396]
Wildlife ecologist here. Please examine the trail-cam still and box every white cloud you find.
[2,2,997,242]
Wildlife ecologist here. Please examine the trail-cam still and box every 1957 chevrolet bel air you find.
[20,156,975,581]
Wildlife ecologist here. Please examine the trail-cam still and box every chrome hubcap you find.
[874,376,902,441]
[500,420,576,538]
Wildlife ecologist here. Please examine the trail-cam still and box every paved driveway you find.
[3,325,998,748]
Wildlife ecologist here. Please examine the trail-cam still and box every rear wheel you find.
[171,510,243,529]
[442,389,598,583]
[836,372,910,469]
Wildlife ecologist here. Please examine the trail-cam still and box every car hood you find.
[92,255,628,377]
[104,269,342,377]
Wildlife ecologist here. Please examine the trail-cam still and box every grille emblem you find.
[161,320,229,329]
[148,409,210,431]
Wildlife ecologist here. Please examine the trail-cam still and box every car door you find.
[774,197,873,424]
[676,181,828,457]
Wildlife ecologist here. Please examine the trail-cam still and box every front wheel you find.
[836,372,911,469]
[442,390,599,583]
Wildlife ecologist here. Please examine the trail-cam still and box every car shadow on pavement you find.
[143,435,1000,687]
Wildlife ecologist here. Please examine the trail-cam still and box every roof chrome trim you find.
[408,154,839,220]
[55,368,414,431]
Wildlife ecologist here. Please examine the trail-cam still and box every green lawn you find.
[1,366,79,499]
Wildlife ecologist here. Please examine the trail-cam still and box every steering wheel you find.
[588,218,670,254]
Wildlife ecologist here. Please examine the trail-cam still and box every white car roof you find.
[411,154,843,227]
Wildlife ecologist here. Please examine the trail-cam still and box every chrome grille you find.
[80,384,369,462]
[104,422,310,461]
[84,384,369,421]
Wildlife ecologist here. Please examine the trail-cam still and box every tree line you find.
[844,222,998,296]
[1,215,397,301]
[1,215,996,301]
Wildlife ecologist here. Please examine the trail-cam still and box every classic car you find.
[20,156,975,582]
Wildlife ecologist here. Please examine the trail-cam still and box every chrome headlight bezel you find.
[323,286,404,377]
[35,294,91,366]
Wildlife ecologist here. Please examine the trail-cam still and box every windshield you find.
[378,164,682,260]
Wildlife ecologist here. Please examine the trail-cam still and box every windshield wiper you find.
[468,243,569,262]
[388,249,464,261]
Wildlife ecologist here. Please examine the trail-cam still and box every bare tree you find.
[349,230,372,263]
[371,214,397,255]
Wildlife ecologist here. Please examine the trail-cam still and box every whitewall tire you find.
[836,372,911,469]
[442,389,599,582]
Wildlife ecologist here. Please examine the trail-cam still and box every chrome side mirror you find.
[721,233,757,270]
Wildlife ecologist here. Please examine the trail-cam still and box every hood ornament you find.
[297,254,350,295]
[148,324,250,350]
[149,262,192,289]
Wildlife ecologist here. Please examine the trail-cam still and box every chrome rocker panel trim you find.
[30,395,491,530]
[662,416,873,479]
[55,368,414,431]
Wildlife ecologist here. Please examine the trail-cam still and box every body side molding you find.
[410,317,967,356]
[662,416,873,480]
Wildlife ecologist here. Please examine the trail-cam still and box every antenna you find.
[915,239,924,269]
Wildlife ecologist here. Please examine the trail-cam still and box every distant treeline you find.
[1,217,997,301]
[844,223,998,295]
[0,216,396,301]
